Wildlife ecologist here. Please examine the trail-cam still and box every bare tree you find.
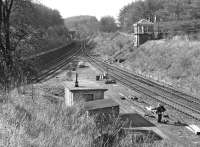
[0,0,34,91]
[0,0,14,67]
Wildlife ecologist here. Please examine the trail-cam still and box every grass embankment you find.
[125,39,200,96]
[0,85,95,147]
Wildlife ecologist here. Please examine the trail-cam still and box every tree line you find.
[67,0,200,34]
[64,15,118,35]
[65,0,200,35]
[119,0,200,32]
[0,0,71,91]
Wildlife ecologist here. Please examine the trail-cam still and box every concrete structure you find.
[186,125,200,135]
[65,86,107,106]
[133,19,154,47]
[122,127,163,143]
[120,113,165,142]
[84,99,119,117]
[120,113,155,128]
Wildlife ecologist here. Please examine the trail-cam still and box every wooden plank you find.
[186,125,200,135]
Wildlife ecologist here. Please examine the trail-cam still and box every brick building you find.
[65,86,107,106]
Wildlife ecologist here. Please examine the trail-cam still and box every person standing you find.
[153,103,166,123]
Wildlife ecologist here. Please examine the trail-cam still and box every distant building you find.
[65,86,107,106]
[68,30,78,40]
[133,19,154,47]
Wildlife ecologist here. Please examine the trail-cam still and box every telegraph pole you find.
[75,72,79,87]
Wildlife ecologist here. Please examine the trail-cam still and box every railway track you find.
[22,41,75,61]
[85,53,200,121]
[32,42,82,83]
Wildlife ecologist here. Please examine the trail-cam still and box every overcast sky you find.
[39,0,134,20]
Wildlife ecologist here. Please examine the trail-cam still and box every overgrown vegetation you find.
[64,15,99,37]
[0,0,72,91]
[99,16,118,33]
[64,15,120,36]
[0,87,95,146]
[92,32,134,60]
[125,39,200,96]
[92,31,200,97]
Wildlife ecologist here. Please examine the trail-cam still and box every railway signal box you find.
[132,19,154,47]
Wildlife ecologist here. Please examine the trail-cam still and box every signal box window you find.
[83,94,94,102]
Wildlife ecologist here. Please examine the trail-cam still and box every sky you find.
[39,0,134,20]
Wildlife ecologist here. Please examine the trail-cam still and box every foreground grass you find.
[0,86,96,147]
[0,85,194,147]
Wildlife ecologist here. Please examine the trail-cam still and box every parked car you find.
[120,96,126,100]
[129,95,139,101]
[105,79,116,84]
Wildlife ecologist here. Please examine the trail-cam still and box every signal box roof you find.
[64,81,107,92]
[134,19,154,25]
[84,99,119,110]
[68,86,108,92]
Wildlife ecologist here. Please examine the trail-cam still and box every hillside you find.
[124,39,200,96]
[92,32,135,60]
[64,15,99,34]
[92,34,200,96]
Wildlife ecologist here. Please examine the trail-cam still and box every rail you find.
[32,42,83,83]
[22,41,75,60]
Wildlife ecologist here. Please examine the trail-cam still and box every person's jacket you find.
[152,106,166,114]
